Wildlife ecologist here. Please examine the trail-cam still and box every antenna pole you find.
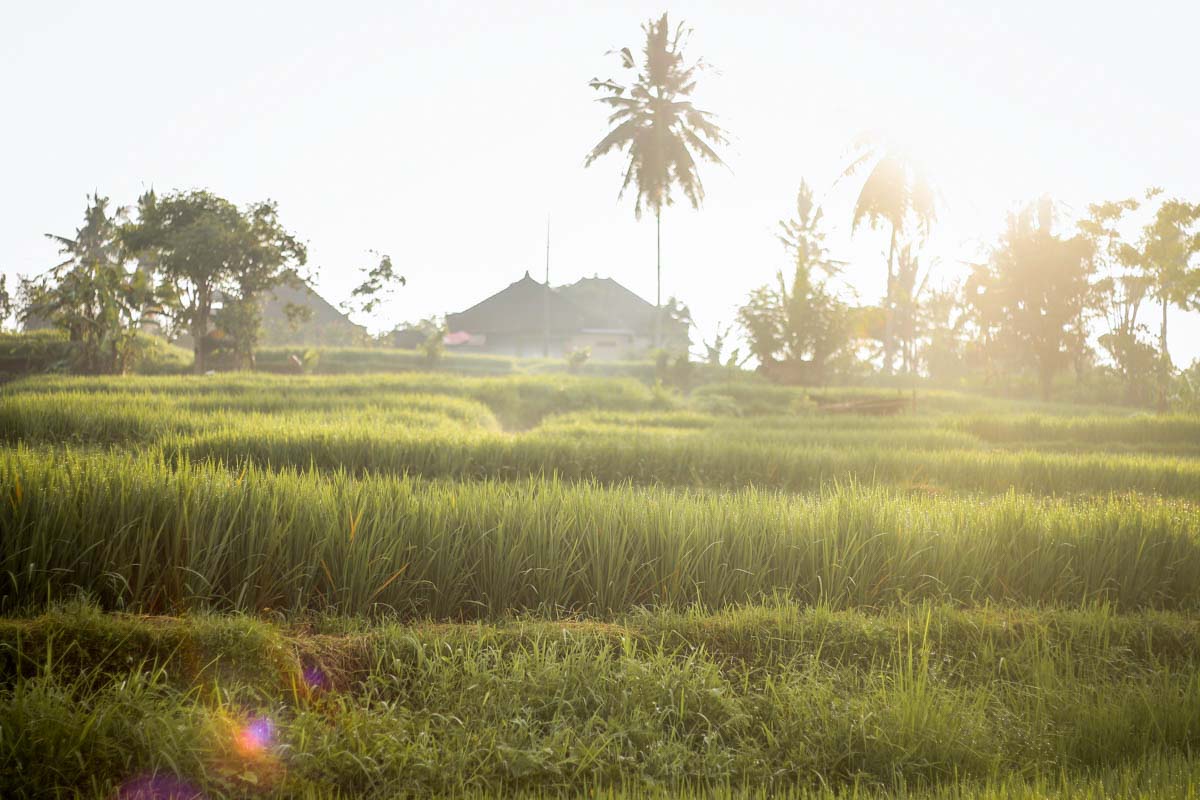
[542,215,551,358]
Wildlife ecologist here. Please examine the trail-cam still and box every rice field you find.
[1,372,1198,797]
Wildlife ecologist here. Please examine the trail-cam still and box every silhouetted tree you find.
[918,282,969,384]
[739,181,849,383]
[1079,193,1156,403]
[892,243,933,375]
[965,198,1093,400]
[585,12,728,346]
[696,323,744,368]
[0,275,12,331]
[843,135,935,374]
[1137,196,1200,410]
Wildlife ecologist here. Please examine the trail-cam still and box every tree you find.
[737,285,785,367]
[965,198,1093,400]
[660,295,694,352]
[418,318,447,367]
[0,275,12,331]
[215,202,308,370]
[1079,193,1156,403]
[738,181,849,384]
[23,194,154,373]
[126,190,306,373]
[918,282,969,385]
[695,323,744,368]
[842,136,936,374]
[891,244,933,375]
[1137,196,1200,410]
[347,251,406,315]
[585,12,728,347]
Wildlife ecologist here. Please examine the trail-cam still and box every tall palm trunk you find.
[882,225,897,375]
[1158,297,1170,412]
[655,207,662,350]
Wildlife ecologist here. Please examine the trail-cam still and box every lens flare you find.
[235,716,275,757]
[302,664,328,690]
[116,774,204,799]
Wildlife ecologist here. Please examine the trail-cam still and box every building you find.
[256,281,366,347]
[445,272,689,360]
[152,280,366,352]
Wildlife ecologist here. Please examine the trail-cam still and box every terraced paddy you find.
[1,374,1198,797]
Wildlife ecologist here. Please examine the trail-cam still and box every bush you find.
[0,331,191,376]
[691,381,805,416]
[566,347,591,374]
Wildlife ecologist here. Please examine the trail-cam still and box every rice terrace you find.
[4,3,1200,799]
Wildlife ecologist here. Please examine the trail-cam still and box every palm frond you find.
[584,12,727,218]
[681,128,724,169]
[588,78,624,94]
[839,149,876,181]
[585,118,641,166]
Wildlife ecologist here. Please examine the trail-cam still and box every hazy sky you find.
[4,1,1199,362]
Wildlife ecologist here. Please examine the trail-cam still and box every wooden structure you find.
[810,395,913,416]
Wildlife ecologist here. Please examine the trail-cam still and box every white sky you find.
[3,1,1199,363]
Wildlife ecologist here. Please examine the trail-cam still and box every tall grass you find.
[958,412,1200,445]
[166,426,1200,496]
[4,603,1200,798]
[3,448,1198,616]
[5,376,1199,496]
[253,344,752,385]
[0,390,502,444]
[4,373,1200,797]
[1,373,663,429]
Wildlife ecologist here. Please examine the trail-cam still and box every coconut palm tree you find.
[31,195,153,373]
[842,135,936,373]
[585,13,728,347]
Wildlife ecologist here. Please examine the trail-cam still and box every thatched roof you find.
[446,272,691,342]
[447,272,606,336]
[557,277,659,334]
[258,281,366,346]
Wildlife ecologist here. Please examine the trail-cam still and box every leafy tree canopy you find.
[125,190,307,372]
[965,197,1093,400]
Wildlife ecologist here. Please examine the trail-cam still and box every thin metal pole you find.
[543,215,551,358]
[655,208,662,350]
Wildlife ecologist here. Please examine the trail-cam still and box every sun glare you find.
[4,4,1200,798]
